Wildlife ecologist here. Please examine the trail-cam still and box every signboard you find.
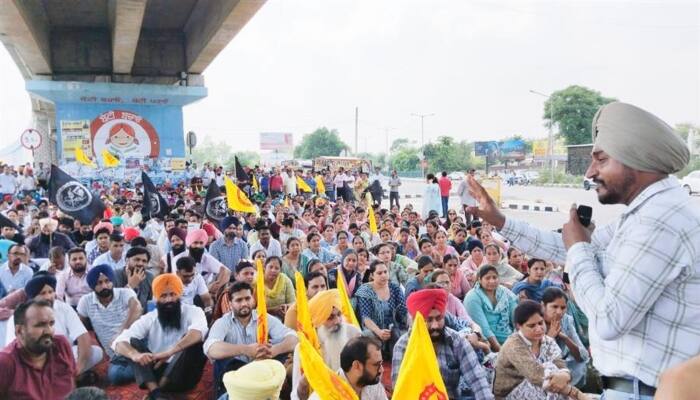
[475,139,527,160]
[533,140,548,157]
[20,129,42,150]
[474,141,500,158]
[260,132,293,152]
[60,120,92,161]
[170,158,186,171]
[186,131,197,149]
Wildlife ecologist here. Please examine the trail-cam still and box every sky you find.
[0,0,698,161]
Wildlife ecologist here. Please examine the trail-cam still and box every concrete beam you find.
[184,0,266,73]
[108,0,147,74]
[0,0,51,78]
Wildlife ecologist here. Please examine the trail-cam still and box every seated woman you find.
[460,240,485,285]
[300,232,339,276]
[404,256,435,298]
[449,227,470,261]
[330,230,351,256]
[464,265,518,352]
[484,244,523,289]
[328,249,363,298]
[251,249,267,264]
[281,237,302,281]
[443,254,470,300]
[355,260,408,360]
[431,269,474,324]
[262,256,296,319]
[357,249,371,283]
[512,258,560,302]
[372,243,409,287]
[542,287,589,388]
[433,230,457,260]
[493,300,590,400]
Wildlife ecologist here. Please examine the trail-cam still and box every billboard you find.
[260,132,294,152]
[474,139,526,160]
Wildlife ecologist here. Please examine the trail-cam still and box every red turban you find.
[406,289,448,318]
[123,227,140,242]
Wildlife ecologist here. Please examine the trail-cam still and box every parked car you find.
[448,172,463,181]
[680,170,700,195]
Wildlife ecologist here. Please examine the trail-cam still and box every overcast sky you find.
[1,0,698,159]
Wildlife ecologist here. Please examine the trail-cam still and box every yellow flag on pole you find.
[366,193,378,234]
[256,259,268,345]
[294,272,321,352]
[225,176,257,214]
[101,149,120,168]
[298,334,359,400]
[315,175,326,195]
[252,174,260,193]
[283,195,290,209]
[296,176,312,193]
[75,147,96,168]
[391,312,448,400]
[335,270,360,328]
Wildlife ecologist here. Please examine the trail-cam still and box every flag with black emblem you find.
[234,156,250,183]
[141,171,170,220]
[204,180,228,222]
[48,165,105,224]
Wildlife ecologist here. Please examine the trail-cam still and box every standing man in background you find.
[388,170,401,209]
[438,171,452,219]
[457,169,477,224]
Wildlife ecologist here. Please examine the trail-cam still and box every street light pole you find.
[411,113,435,177]
[529,90,555,183]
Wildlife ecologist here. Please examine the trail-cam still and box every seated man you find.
[77,264,142,385]
[92,233,127,270]
[173,229,230,294]
[204,281,298,397]
[113,274,208,400]
[175,256,213,312]
[0,244,33,293]
[298,336,387,400]
[392,289,494,400]
[291,289,361,399]
[86,222,113,265]
[6,273,103,377]
[0,300,76,400]
[114,246,155,312]
[234,260,256,285]
[55,247,91,307]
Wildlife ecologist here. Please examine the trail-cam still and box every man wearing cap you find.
[6,273,104,376]
[27,217,76,258]
[204,281,298,397]
[291,289,361,399]
[173,228,230,294]
[0,244,33,293]
[468,102,699,398]
[221,359,287,400]
[78,264,142,384]
[209,216,249,272]
[55,247,92,307]
[114,246,155,312]
[392,289,493,400]
[86,221,114,265]
[92,233,127,270]
[113,273,208,399]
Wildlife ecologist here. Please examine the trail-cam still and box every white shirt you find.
[172,251,223,283]
[249,238,283,258]
[0,174,16,194]
[283,173,297,196]
[92,251,126,270]
[181,274,208,305]
[6,300,87,345]
[18,176,36,191]
[112,303,208,357]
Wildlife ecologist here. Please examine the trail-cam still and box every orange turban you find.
[152,273,184,299]
[308,289,342,328]
[406,289,447,318]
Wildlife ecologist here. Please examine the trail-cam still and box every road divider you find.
[501,201,559,212]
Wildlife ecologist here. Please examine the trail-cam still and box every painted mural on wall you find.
[91,110,160,159]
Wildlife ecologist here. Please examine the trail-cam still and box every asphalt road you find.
[389,178,700,231]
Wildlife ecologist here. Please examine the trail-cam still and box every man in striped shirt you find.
[468,102,697,399]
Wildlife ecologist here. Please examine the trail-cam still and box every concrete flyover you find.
[0,0,266,166]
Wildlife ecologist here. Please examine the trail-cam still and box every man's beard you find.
[233,305,251,319]
[357,367,381,386]
[157,299,182,331]
[317,323,349,370]
[97,288,113,299]
[40,233,52,243]
[225,232,236,240]
[429,327,445,343]
[25,333,54,354]
[172,244,186,256]
[189,247,205,263]
[71,264,87,274]
[594,170,635,205]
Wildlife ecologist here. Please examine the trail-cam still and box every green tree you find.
[423,136,481,173]
[293,127,349,159]
[390,138,410,152]
[357,152,387,170]
[390,147,420,171]
[544,85,616,145]
[191,136,232,166]
[675,123,699,142]
[224,151,260,171]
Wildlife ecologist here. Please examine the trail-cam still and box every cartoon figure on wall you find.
[90,110,160,159]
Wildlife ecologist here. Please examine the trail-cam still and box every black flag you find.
[234,156,250,183]
[204,180,227,222]
[48,165,105,224]
[141,171,170,220]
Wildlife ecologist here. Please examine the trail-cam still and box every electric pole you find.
[411,113,435,177]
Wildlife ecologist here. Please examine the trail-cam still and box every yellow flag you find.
[252,174,260,193]
[298,334,359,400]
[366,193,378,234]
[283,195,290,208]
[225,176,257,214]
[392,312,448,399]
[295,272,321,352]
[256,259,268,345]
[336,270,360,328]
[296,176,312,193]
[74,147,96,168]
[101,149,120,168]
[315,175,326,195]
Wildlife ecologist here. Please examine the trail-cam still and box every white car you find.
[680,170,700,195]
[448,172,464,181]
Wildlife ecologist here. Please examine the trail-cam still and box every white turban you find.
[223,359,286,400]
[592,102,689,174]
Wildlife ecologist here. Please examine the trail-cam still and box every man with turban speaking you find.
[6,272,104,376]
[392,288,494,400]
[77,264,142,385]
[467,101,699,397]
[113,273,208,399]
[291,289,361,400]
[173,228,230,294]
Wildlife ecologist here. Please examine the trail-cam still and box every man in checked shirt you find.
[468,102,698,399]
